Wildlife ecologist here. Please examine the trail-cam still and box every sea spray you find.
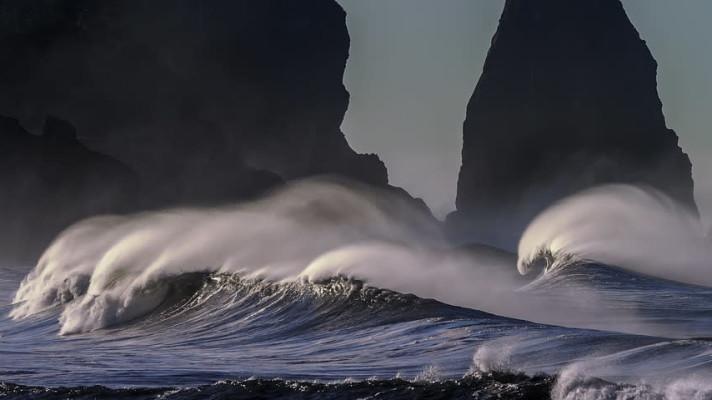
[551,362,712,400]
[12,180,526,334]
[12,180,710,337]
[6,181,712,394]
[517,184,712,286]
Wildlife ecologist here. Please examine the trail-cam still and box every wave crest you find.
[11,180,445,333]
[11,180,522,334]
[517,184,712,286]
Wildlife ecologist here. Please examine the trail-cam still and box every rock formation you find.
[0,115,137,263]
[0,0,399,262]
[450,0,696,249]
[0,0,387,207]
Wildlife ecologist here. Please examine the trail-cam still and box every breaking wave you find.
[10,181,712,340]
[4,370,711,400]
[7,181,712,399]
[517,184,712,287]
[11,180,526,334]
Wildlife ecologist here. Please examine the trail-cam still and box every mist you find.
[9,179,687,339]
[12,180,528,334]
[518,184,712,286]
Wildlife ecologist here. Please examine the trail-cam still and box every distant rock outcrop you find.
[450,0,696,248]
[0,115,137,263]
[0,1,399,262]
[0,0,387,207]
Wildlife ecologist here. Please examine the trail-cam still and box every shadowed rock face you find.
[0,115,137,263]
[450,0,696,249]
[0,0,387,208]
[0,0,396,262]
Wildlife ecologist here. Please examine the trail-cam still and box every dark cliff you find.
[450,0,696,249]
[0,0,393,262]
[0,0,387,205]
[0,115,137,263]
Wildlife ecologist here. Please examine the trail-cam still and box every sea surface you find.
[2,261,712,399]
[2,182,712,399]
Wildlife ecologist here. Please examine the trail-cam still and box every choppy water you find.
[2,182,712,399]
[3,264,712,399]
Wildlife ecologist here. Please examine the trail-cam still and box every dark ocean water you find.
[2,261,712,400]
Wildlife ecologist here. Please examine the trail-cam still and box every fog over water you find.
[338,0,712,226]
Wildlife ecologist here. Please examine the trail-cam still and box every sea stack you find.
[0,115,137,263]
[450,0,696,248]
[0,0,397,262]
[0,0,387,207]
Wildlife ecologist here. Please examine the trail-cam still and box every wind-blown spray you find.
[13,181,710,337]
[11,180,523,334]
[518,184,712,286]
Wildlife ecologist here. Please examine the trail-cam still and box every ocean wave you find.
[517,184,712,287]
[5,266,712,394]
[87,273,500,336]
[552,364,712,400]
[0,372,554,400]
[11,181,712,339]
[7,180,712,397]
[3,368,712,400]
[10,180,525,334]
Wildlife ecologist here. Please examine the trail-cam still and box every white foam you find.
[16,180,703,336]
[518,184,712,286]
[12,180,522,334]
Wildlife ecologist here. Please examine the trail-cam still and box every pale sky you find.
[337,0,712,225]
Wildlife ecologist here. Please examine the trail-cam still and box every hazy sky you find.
[624,0,712,227]
[337,0,502,217]
[337,0,712,225]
